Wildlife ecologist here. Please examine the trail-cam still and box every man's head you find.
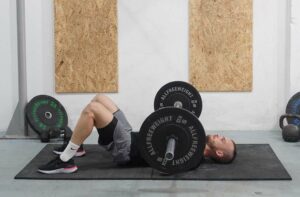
[204,134,237,164]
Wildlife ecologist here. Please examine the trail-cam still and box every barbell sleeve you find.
[165,138,176,160]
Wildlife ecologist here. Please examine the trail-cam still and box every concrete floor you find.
[0,130,299,197]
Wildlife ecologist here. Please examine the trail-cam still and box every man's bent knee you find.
[92,94,106,103]
[82,105,95,120]
[85,101,114,128]
[91,94,118,114]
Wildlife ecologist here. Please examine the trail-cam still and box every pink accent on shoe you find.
[63,166,78,173]
[75,150,86,157]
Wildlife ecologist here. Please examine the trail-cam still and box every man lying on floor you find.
[38,94,237,174]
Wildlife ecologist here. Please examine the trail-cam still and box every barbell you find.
[138,81,206,174]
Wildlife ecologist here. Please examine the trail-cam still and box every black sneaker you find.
[38,157,78,174]
[53,144,86,157]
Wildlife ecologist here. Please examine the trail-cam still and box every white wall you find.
[290,0,300,97]
[0,0,18,132]
[24,0,289,132]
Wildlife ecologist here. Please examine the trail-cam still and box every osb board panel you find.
[189,0,252,92]
[55,0,118,93]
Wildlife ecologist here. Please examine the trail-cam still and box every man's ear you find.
[215,150,224,158]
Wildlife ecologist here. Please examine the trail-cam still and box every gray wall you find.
[0,0,18,132]
[0,0,296,132]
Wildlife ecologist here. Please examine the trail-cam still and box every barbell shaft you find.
[165,138,176,160]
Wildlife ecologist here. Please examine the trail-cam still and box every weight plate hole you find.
[174,101,183,108]
[45,112,52,119]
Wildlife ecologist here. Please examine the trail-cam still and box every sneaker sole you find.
[38,166,78,174]
[53,150,86,157]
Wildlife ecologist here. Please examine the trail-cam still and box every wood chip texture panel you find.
[189,0,252,92]
[55,0,118,93]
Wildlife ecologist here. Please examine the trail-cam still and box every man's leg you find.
[60,101,114,161]
[54,94,118,155]
[91,94,119,113]
[92,94,132,133]
[38,99,117,174]
[70,101,114,145]
[92,94,133,165]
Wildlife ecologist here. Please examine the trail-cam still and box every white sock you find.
[60,141,80,162]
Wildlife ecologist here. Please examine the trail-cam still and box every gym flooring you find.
[0,130,299,197]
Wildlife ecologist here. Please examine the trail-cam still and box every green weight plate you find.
[26,95,68,135]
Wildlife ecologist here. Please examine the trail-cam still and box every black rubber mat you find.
[15,144,292,180]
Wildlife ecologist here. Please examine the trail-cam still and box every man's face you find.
[206,134,234,154]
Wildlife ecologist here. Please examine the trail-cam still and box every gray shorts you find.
[105,110,133,165]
